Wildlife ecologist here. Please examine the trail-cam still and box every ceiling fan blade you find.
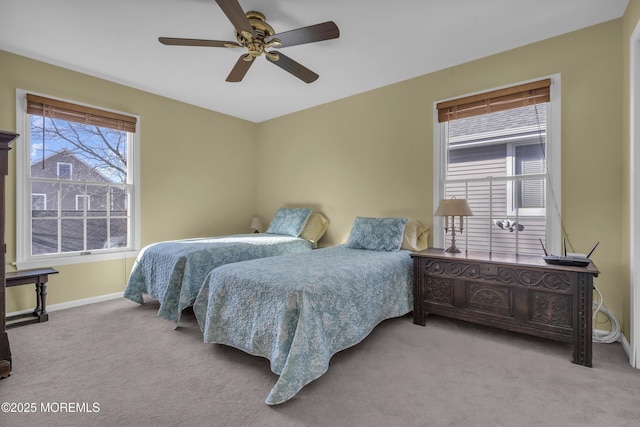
[226,54,255,82]
[159,37,241,48]
[266,52,319,84]
[269,21,339,48]
[215,0,256,40]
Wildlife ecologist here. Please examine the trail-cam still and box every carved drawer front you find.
[530,291,573,327]
[467,282,513,317]
[425,276,453,305]
[424,259,481,279]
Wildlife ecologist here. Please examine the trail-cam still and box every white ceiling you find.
[0,0,629,123]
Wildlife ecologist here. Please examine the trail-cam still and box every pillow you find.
[401,219,430,251]
[265,208,313,237]
[345,216,408,251]
[300,212,330,244]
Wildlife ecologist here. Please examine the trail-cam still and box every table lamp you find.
[250,216,263,233]
[434,197,474,253]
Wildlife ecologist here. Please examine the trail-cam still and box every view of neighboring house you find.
[445,105,546,255]
[30,149,128,254]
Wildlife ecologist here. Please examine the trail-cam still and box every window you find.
[16,90,140,267]
[57,162,72,180]
[75,195,90,211]
[32,194,46,211]
[434,77,561,256]
[507,142,546,216]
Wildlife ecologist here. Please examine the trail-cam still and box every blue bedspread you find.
[193,245,413,405]
[124,234,314,325]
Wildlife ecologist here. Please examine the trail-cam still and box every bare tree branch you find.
[31,118,127,182]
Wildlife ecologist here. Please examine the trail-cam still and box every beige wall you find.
[257,20,626,336]
[0,50,257,312]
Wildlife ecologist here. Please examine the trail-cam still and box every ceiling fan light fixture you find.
[247,41,264,57]
[159,0,339,83]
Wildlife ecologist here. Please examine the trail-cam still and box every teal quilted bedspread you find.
[124,234,313,325]
[193,245,413,405]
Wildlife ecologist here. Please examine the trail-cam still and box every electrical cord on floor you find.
[592,282,621,343]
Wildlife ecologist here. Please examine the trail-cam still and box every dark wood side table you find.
[5,268,58,328]
[411,248,599,367]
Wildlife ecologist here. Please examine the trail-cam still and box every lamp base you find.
[444,226,463,253]
[445,245,461,253]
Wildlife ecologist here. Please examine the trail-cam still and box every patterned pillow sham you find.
[345,216,409,251]
[265,208,313,237]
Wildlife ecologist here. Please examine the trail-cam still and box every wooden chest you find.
[411,248,599,366]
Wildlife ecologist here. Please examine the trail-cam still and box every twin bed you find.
[124,234,314,324]
[125,211,429,404]
[124,208,327,324]
[193,244,414,405]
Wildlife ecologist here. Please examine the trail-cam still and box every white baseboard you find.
[619,333,633,366]
[6,292,124,318]
[593,328,636,369]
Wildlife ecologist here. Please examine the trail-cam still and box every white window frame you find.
[433,75,562,255]
[15,89,141,269]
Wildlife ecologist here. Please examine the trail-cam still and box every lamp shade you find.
[434,198,474,217]
[250,216,264,232]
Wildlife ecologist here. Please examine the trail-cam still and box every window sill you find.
[13,249,139,270]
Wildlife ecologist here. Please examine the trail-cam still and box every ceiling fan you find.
[159,0,340,83]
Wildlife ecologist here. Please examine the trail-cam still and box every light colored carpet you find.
[1,297,639,427]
